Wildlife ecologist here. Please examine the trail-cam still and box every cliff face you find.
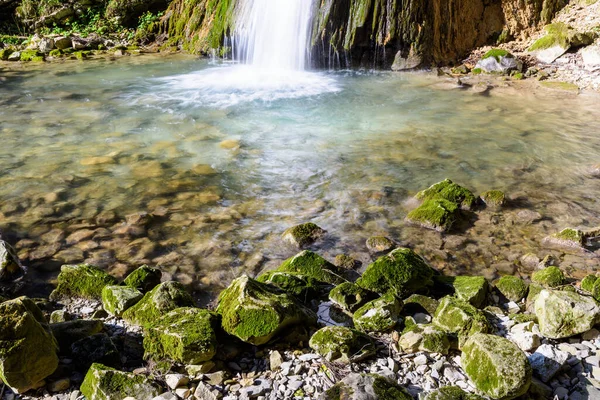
[160,0,566,67]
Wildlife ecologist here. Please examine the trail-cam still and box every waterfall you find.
[232,0,314,70]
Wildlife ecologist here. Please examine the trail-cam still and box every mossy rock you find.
[321,373,412,400]
[415,178,476,210]
[281,222,325,248]
[80,363,160,400]
[433,296,490,348]
[406,198,459,232]
[403,294,440,315]
[528,23,594,60]
[144,307,219,364]
[398,323,451,354]
[531,266,565,288]
[482,48,512,61]
[50,264,117,300]
[50,319,104,352]
[329,282,375,314]
[0,239,23,281]
[48,49,63,57]
[334,254,359,269]
[123,265,162,293]
[534,289,600,339]
[461,333,531,399]
[19,49,44,62]
[353,293,403,332]
[355,248,435,298]
[121,281,195,328]
[101,285,143,317]
[0,297,59,393]
[309,326,375,364]
[495,276,528,302]
[422,385,485,399]
[509,313,538,324]
[216,276,316,345]
[480,190,506,208]
[581,274,598,293]
[525,283,544,313]
[0,48,14,60]
[435,275,489,308]
[542,228,585,250]
[275,250,343,284]
[365,236,395,253]
[257,271,323,301]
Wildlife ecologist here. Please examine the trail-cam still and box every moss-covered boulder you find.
[365,236,395,253]
[404,294,439,315]
[422,386,485,399]
[50,319,104,352]
[433,296,490,347]
[50,264,117,300]
[461,333,531,399]
[542,228,585,250]
[355,248,435,298]
[495,276,528,302]
[435,275,488,308]
[309,326,375,364]
[320,373,412,400]
[19,49,44,62]
[406,198,459,232]
[273,250,343,284]
[529,23,595,63]
[257,271,322,301]
[216,276,316,345]
[0,239,23,281]
[415,179,477,210]
[144,307,219,364]
[534,289,600,339]
[281,222,325,248]
[531,266,565,288]
[329,282,375,314]
[101,285,143,317]
[581,274,598,293]
[121,281,195,328]
[80,363,160,400]
[0,297,59,393]
[353,293,402,332]
[480,190,506,208]
[398,323,451,354]
[123,265,162,293]
[525,283,544,313]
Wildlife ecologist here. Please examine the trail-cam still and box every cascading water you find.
[232,0,314,70]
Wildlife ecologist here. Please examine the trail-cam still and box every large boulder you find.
[433,296,490,347]
[0,297,59,393]
[355,248,435,298]
[0,239,23,281]
[257,271,323,301]
[50,264,117,300]
[461,333,531,399]
[534,289,600,338]
[495,275,528,302]
[271,250,343,284]
[309,326,375,364]
[101,285,143,317]
[121,281,195,328]
[528,23,595,64]
[353,293,402,332]
[216,276,316,345]
[281,222,325,248]
[398,323,451,354]
[435,275,488,308]
[320,373,412,400]
[123,265,162,293]
[80,363,160,400]
[144,307,219,364]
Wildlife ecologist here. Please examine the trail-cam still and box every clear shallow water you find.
[1,54,600,299]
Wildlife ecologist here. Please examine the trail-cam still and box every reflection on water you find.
[1,54,599,299]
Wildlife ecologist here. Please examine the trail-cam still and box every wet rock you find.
[334,254,360,269]
[0,297,59,393]
[71,333,120,368]
[54,36,72,50]
[398,323,451,354]
[101,285,143,317]
[53,247,85,264]
[542,228,585,250]
[50,319,104,352]
[80,363,160,400]
[435,275,488,308]
[309,326,375,364]
[353,293,402,332]
[329,282,375,314]
[144,307,219,364]
[123,265,162,293]
[257,271,323,301]
[433,296,490,348]
[320,373,412,400]
[480,190,506,208]
[528,343,568,383]
[495,275,528,302]
[531,266,565,288]
[216,276,316,345]
[475,49,521,74]
[281,222,325,248]
[462,333,531,399]
[0,239,23,281]
[414,178,476,210]
[66,229,95,245]
[271,250,343,284]
[365,236,395,253]
[406,198,460,232]
[116,237,156,262]
[534,289,600,339]
[50,264,117,300]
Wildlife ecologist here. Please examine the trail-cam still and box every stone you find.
[528,23,594,64]
[144,307,219,364]
[71,333,120,368]
[435,275,488,308]
[582,45,600,68]
[542,228,585,250]
[50,264,117,300]
[101,285,143,317]
[355,247,435,298]
[49,310,70,323]
[479,190,506,208]
[0,297,59,393]
[391,47,422,71]
[433,296,490,348]
[123,265,162,293]
[509,331,541,352]
[122,281,195,328]
[398,324,451,354]
[48,378,70,392]
[0,239,23,281]
[406,198,460,232]
[50,319,104,352]
[475,49,521,74]
[216,276,316,345]
[269,350,284,370]
[309,326,375,364]
[54,36,72,49]
[194,381,219,400]
[403,294,439,315]
[495,275,528,302]
[365,236,395,253]
[165,373,188,390]
[414,178,476,210]
[80,363,160,400]
[329,282,375,314]
[281,223,325,248]
[534,289,600,339]
[271,250,343,284]
[422,386,484,399]
[257,271,323,301]
[531,266,565,288]
[320,373,412,399]
[352,293,402,332]
[581,274,598,293]
[461,333,531,399]
[528,344,569,383]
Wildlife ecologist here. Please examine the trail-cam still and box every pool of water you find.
[1,54,599,300]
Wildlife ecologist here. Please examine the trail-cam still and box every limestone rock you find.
[329,282,375,314]
[123,265,162,293]
[528,343,568,383]
[398,324,451,354]
[534,289,600,339]
[433,296,490,347]
[403,294,439,315]
[582,45,600,69]
[80,363,160,400]
[309,326,375,364]
[216,276,316,345]
[320,373,412,399]
[281,222,325,248]
[391,48,422,71]
[495,275,528,302]
[50,264,117,300]
[461,333,531,399]
[353,293,402,332]
[542,228,585,251]
[529,23,594,64]
[355,248,434,298]
[0,297,59,393]
[101,285,143,317]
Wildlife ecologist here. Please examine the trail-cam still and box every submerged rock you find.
[534,289,600,338]
[406,198,459,232]
[281,222,325,248]
[50,264,117,300]
[216,276,316,345]
[433,296,490,347]
[273,250,343,284]
[101,285,143,317]
[320,373,412,400]
[461,333,531,399]
[398,323,451,354]
[0,297,59,393]
[80,363,160,400]
[329,282,375,314]
[355,248,435,298]
[414,179,476,210]
[123,264,162,293]
[495,275,528,302]
[353,293,402,332]
[365,236,395,253]
[309,326,375,364]
[542,228,585,250]
[479,190,506,208]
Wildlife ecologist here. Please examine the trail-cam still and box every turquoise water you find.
[1,54,599,297]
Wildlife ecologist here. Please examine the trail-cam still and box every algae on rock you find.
[398,323,451,354]
[534,289,600,339]
[123,265,162,293]
[321,373,412,400]
[329,282,375,314]
[281,222,325,248]
[80,363,160,400]
[433,296,490,347]
[257,271,323,301]
[50,264,117,300]
[101,285,143,317]
[274,250,343,285]
[353,293,403,332]
[495,275,528,302]
[531,266,565,288]
[309,326,375,364]
[0,239,23,281]
[435,275,488,308]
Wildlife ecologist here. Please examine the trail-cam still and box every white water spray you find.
[232,0,314,70]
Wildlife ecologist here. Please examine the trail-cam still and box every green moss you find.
[529,23,571,51]
[257,271,323,301]
[531,266,565,288]
[525,283,544,311]
[19,49,44,61]
[509,313,538,324]
[482,48,511,61]
[371,375,413,400]
[512,72,524,80]
[50,264,117,300]
[0,48,14,60]
[415,178,477,210]
[472,68,483,75]
[275,250,343,284]
[479,190,506,207]
[355,247,434,298]
[495,275,528,302]
[80,363,160,400]
[406,198,459,232]
[403,294,439,315]
[282,222,325,248]
[329,282,374,314]
[101,285,143,317]
[540,81,580,91]
[436,275,489,308]
[353,293,402,332]
[123,265,162,292]
[399,323,451,354]
[581,274,598,292]
[309,326,375,363]
[49,49,63,57]
[433,296,490,348]
[73,51,89,60]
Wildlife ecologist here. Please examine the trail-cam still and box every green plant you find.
[138,11,163,32]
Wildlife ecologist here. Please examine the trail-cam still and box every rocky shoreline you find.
[2,179,600,400]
